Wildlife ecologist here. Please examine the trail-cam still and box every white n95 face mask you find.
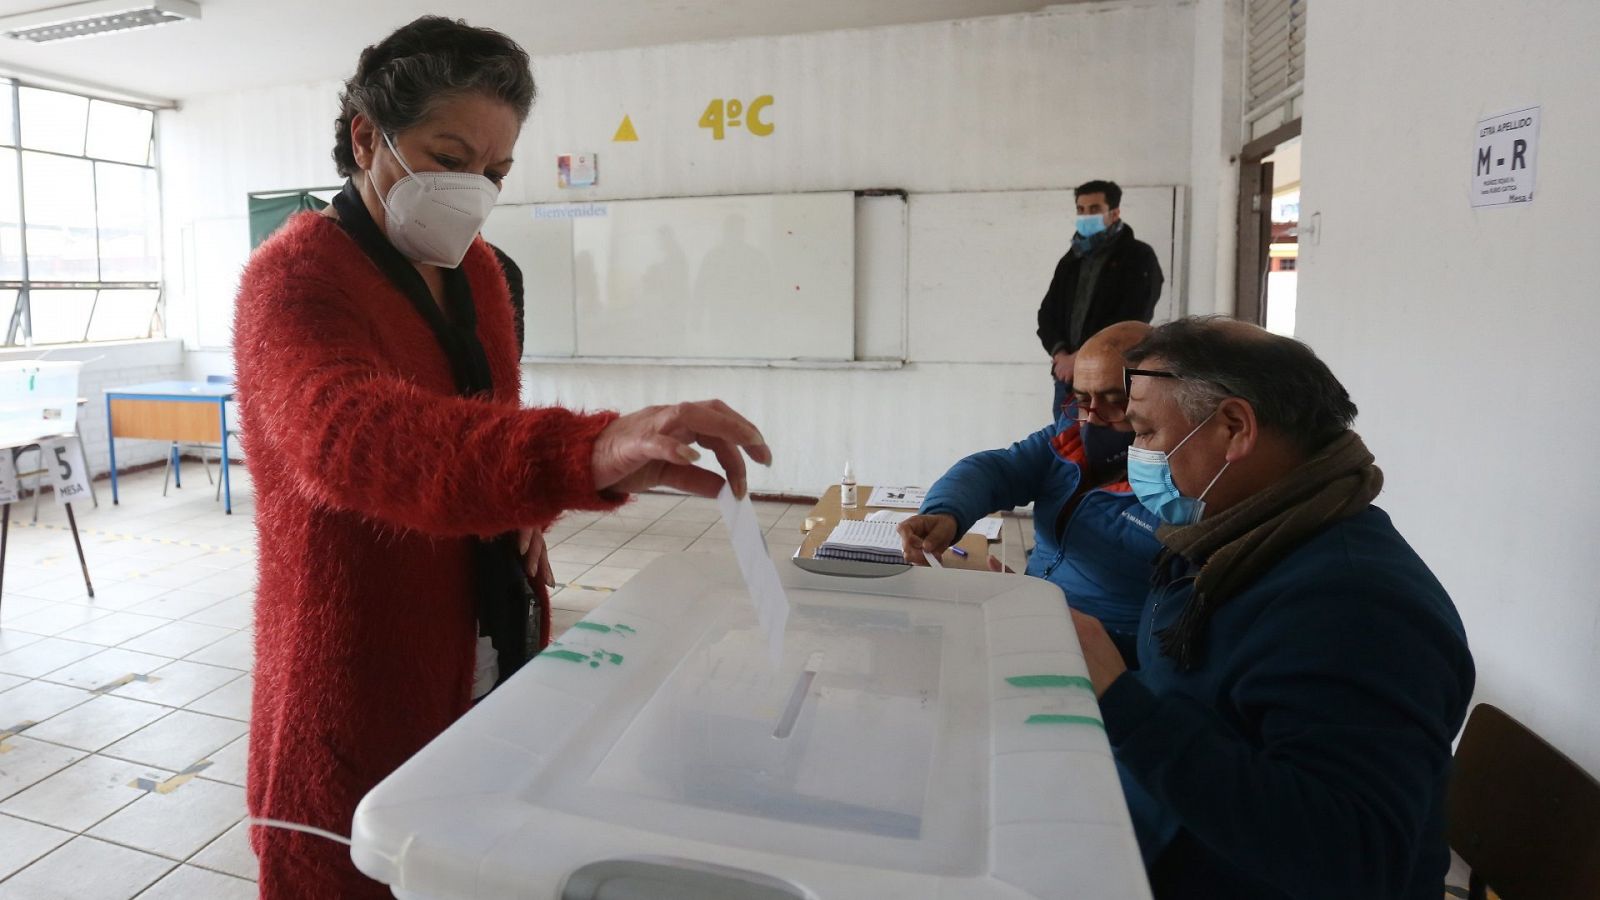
[374,130,499,269]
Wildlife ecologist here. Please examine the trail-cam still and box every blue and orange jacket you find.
[920,410,1161,635]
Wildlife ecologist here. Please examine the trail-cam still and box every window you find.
[0,80,161,345]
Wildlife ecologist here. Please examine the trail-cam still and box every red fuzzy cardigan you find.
[234,212,622,898]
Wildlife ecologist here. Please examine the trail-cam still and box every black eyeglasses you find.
[1124,367,1179,395]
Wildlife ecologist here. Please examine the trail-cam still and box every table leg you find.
[172,443,182,489]
[106,394,120,505]
[65,503,93,599]
[220,401,232,515]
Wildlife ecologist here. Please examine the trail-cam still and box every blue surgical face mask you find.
[1126,412,1231,526]
[1075,213,1107,238]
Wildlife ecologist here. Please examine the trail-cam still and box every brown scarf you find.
[1154,430,1384,669]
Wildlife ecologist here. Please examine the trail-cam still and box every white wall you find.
[164,2,1208,493]
[1298,0,1600,775]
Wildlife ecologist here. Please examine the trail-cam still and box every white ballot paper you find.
[716,483,791,664]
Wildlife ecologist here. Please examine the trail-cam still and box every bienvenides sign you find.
[1472,105,1540,208]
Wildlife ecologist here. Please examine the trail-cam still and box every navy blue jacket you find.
[920,412,1160,635]
[1102,506,1474,899]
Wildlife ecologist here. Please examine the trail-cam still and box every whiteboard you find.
[907,187,1178,364]
[481,205,576,357]
[573,192,855,360]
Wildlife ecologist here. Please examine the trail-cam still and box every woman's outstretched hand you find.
[592,400,772,499]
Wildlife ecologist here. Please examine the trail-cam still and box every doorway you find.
[1235,120,1301,333]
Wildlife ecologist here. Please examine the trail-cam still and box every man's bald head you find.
[1071,321,1151,428]
[1079,321,1154,366]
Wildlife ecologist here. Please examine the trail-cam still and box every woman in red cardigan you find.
[234,17,769,897]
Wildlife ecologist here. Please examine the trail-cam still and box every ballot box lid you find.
[352,553,1151,900]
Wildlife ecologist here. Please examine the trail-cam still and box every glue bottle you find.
[841,461,858,509]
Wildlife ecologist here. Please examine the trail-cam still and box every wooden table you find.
[796,484,998,573]
[105,381,237,514]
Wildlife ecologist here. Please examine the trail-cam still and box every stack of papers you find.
[816,520,906,565]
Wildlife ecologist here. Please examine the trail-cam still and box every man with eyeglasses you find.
[1070,317,1474,899]
[900,321,1161,662]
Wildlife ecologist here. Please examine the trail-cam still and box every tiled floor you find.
[0,464,824,898]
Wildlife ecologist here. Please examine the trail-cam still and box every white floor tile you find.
[181,595,252,630]
[561,528,631,550]
[137,865,256,900]
[0,835,174,900]
[600,548,664,569]
[125,590,228,621]
[3,603,113,638]
[0,680,93,727]
[583,515,656,536]
[549,561,591,587]
[59,580,172,613]
[571,566,639,591]
[19,696,170,754]
[88,777,245,860]
[100,710,246,772]
[198,735,247,787]
[0,597,54,626]
[127,566,212,591]
[0,638,104,678]
[0,813,72,881]
[189,820,256,881]
[12,575,97,604]
[0,630,45,656]
[182,630,253,671]
[0,737,85,804]
[182,570,256,597]
[684,537,726,554]
[116,621,233,659]
[54,612,169,647]
[108,660,241,709]
[547,542,612,566]
[0,673,25,692]
[184,674,252,721]
[642,519,710,538]
[35,648,172,692]
[0,754,168,832]
[622,534,693,553]
[551,588,606,614]
[663,504,721,524]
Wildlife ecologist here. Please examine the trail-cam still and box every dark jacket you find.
[1036,224,1164,355]
[919,408,1159,635]
[1102,506,1474,900]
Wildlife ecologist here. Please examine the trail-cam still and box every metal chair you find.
[1447,703,1600,900]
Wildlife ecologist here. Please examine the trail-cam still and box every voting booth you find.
[0,360,82,449]
[352,554,1150,899]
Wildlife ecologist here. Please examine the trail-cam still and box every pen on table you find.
[950,546,969,558]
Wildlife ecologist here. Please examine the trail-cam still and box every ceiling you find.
[0,0,1055,102]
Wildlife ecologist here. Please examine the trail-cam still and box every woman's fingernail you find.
[679,446,701,463]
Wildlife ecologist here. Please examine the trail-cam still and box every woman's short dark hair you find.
[1125,316,1358,453]
[333,16,535,177]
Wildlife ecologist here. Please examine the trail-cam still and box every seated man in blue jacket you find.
[1071,316,1475,899]
[899,321,1161,661]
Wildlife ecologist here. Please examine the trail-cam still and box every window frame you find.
[0,79,162,346]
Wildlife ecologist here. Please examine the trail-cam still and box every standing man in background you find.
[1038,179,1164,415]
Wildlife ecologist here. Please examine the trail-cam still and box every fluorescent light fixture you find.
[0,0,200,43]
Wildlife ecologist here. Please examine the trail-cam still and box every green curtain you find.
[248,191,331,249]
